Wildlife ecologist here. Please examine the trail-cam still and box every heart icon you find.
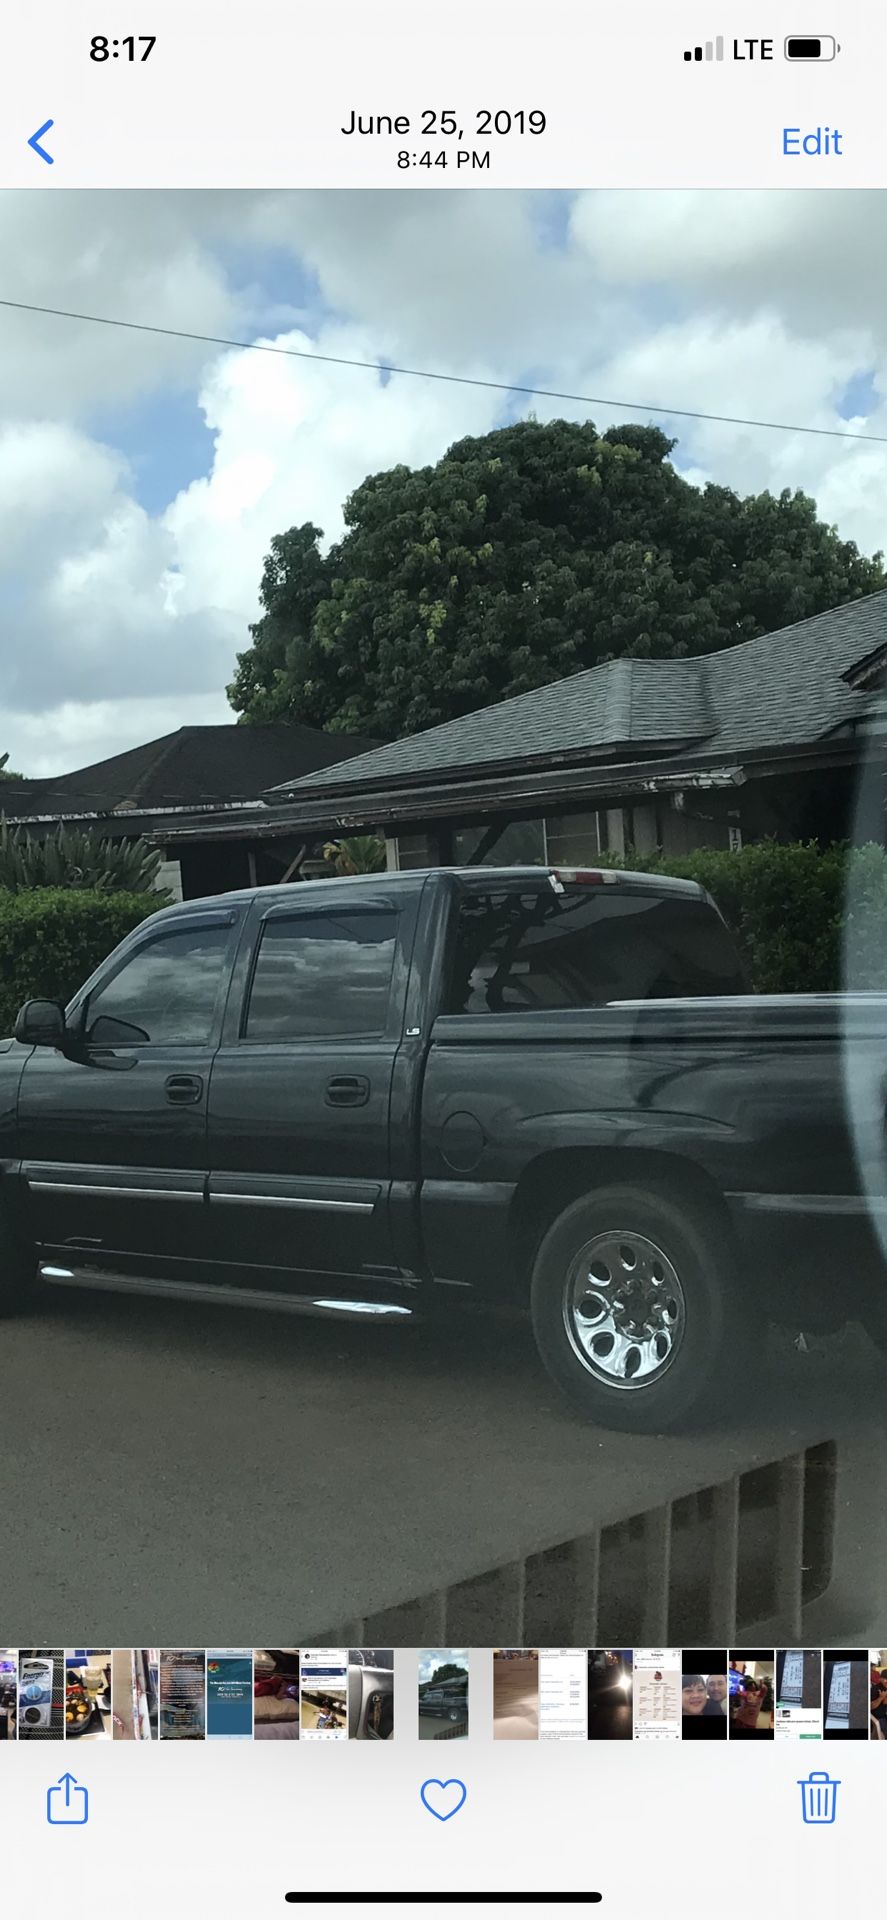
[420,1777,467,1822]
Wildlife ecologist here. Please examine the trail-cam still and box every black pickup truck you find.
[2,863,886,1433]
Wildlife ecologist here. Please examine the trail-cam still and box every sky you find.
[418,1649,469,1684]
[1,187,886,776]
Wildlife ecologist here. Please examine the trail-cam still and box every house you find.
[0,723,378,899]
[158,588,887,880]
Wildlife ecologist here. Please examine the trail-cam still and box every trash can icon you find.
[798,1770,840,1825]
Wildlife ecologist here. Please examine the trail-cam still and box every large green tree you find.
[228,419,885,739]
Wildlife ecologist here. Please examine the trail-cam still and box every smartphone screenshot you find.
[775,1650,823,1741]
[2,2,887,1912]
[158,1650,206,1742]
[206,1649,253,1740]
[633,1649,681,1741]
[493,1648,540,1740]
[300,1649,349,1740]
[538,1648,587,1741]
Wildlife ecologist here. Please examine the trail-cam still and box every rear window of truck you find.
[447,886,746,1014]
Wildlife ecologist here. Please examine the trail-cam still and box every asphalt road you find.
[2,1282,885,1644]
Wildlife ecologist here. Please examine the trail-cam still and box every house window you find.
[626,803,660,853]
[155,856,183,903]
[392,832,438,870]
[606,809,626,856]
[451,818,546,867]
[544,811,605,866]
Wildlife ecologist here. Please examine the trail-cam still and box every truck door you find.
[16,909,242,1272]
[205,887,416,1289]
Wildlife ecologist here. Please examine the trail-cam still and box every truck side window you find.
[448,888,746,1013]
[83,926,232,1046]
[244,910,398,1040]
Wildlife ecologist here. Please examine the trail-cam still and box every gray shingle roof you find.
[270,589,887,799]
[2,723,381,818]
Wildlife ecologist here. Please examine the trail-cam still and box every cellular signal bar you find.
[684,36,725,61]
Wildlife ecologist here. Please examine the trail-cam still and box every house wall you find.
[174,834,327,900]
[384,769,856,874]
[177,842,253,900]
[386,800,732,871]
[154,857,183,903]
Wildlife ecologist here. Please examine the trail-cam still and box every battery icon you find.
[784,35,839,59]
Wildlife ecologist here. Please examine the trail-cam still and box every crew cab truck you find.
[2,864,886,1434]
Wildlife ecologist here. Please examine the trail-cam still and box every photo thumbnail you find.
[418,1650,469,1740]
[0,1650,16,1742]
[347,1649,394,1740]
[493,1649,539,1741]
[65,1651,112,1741]
[823,1652,870,1739]
[17,1651,64,1740]
[775,1651,823,1741]
[158,1651,206,1741]
[728,1654,775,1739]
[111,1650,159,1741]
[253,1650,300,1741]
[681,1653,728,1740]
[587,1650,633,1740]
[300,1650,348,1740]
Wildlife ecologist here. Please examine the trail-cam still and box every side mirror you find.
[14,999,67,1049]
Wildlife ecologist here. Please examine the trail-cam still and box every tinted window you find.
[245,911,397,1040]
[447,887,746,1014]
[85,925,231,1045]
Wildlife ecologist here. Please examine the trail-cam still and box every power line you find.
[0,293,885,446]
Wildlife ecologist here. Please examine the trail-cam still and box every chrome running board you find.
[39,1263,415,1321]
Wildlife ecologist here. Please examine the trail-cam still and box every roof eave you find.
[156,735,865,845]
[264,729,717,805]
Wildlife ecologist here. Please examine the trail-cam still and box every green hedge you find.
[0,888,161,1034]
[596,840,887,995]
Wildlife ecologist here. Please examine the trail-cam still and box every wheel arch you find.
[508,1146,737,1299]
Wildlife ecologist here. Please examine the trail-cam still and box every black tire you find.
[0,1212,38,1316]
[529,1182,739,1433]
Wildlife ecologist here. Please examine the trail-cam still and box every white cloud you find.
[0,419,235,716]
[0,317,500,766]
[166,322,499,622]
[8,693,232,781]
[0,193,264,422]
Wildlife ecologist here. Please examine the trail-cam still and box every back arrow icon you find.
[28,120,54,164]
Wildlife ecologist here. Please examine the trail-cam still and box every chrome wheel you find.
[563,1230,686,1390]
